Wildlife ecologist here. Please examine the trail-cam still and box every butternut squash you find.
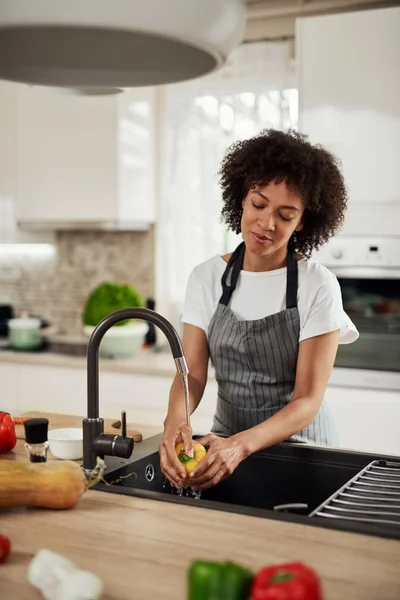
[0,460,91,509]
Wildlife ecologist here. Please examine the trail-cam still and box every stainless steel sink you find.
[94,437,400,540]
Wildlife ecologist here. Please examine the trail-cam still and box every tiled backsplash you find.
[0,229,155,334]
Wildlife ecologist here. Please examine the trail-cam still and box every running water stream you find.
[182,373,190,428]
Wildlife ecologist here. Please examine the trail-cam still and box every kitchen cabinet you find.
[13,363,217,433]
[0,363,20,413]
[326,385,400,456]
[297,6,400,235]
[0,82,16,201]
[5,359,399,456]
[15,85,158,229]
[0,81,52,243]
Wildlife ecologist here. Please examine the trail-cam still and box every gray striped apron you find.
[208,241,338,446]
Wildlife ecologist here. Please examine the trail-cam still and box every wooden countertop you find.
[1,417,400,599]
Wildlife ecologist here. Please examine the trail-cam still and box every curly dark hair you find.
[219,129,348,258]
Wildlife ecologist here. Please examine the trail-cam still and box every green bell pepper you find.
[188,559,253,600]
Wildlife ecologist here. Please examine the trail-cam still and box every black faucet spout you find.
[87,307,187,419]
[83,307,188,472]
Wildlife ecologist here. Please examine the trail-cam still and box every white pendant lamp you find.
[0,0,246,89]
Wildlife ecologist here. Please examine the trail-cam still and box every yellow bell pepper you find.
[175,442,207,474]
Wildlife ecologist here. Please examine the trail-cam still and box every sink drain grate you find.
[310,459,400,527]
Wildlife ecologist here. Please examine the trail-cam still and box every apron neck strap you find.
[219,240,298,309]
[286,242,298,309]
[220,242,245,306]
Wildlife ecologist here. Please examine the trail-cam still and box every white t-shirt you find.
[182,255,359,344]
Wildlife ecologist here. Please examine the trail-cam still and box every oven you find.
[313,236,400,391]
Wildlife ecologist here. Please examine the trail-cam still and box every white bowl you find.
[48,428,83,460]
[83,322,148,359]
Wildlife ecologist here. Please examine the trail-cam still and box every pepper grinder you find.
[24,418,49,463]
[143,298,157,348]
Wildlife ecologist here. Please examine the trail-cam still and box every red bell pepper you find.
[0,412,17,453]
[251,561,322,600]
[0,534,11,563]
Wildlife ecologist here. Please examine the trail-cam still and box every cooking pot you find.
[8,317,42,351]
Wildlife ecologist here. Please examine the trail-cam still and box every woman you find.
[159,129,358,491]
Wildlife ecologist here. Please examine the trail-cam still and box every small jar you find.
[24,418,49,463]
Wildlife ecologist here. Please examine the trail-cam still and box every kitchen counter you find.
[1,417,400,598]
[0,347,179,377]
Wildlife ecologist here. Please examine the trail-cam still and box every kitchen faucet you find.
[82,308,189,473]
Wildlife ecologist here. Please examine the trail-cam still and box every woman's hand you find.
[158,422,193,488]
[187,433,247,491]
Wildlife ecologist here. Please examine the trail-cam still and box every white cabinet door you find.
[99,371,172,427]
[0,81,51,243]
[0,363,20,413]
[18,365,87,415]
[0,81,17,243]
[0,82,16,200]
[16,87,117,223]
[297,7,400,233]
[326,386,400,457]
[100,372,217,434]
[117,88,157,225]
[15,86,157,227]
[15,364,217,434]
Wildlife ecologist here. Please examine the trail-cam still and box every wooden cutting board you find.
[15,411,143,442]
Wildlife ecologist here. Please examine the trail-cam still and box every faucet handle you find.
[121,410,127,439]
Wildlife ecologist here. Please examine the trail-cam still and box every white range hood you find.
[0,0,246,90]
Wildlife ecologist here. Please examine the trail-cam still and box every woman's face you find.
[241,180,304,257]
